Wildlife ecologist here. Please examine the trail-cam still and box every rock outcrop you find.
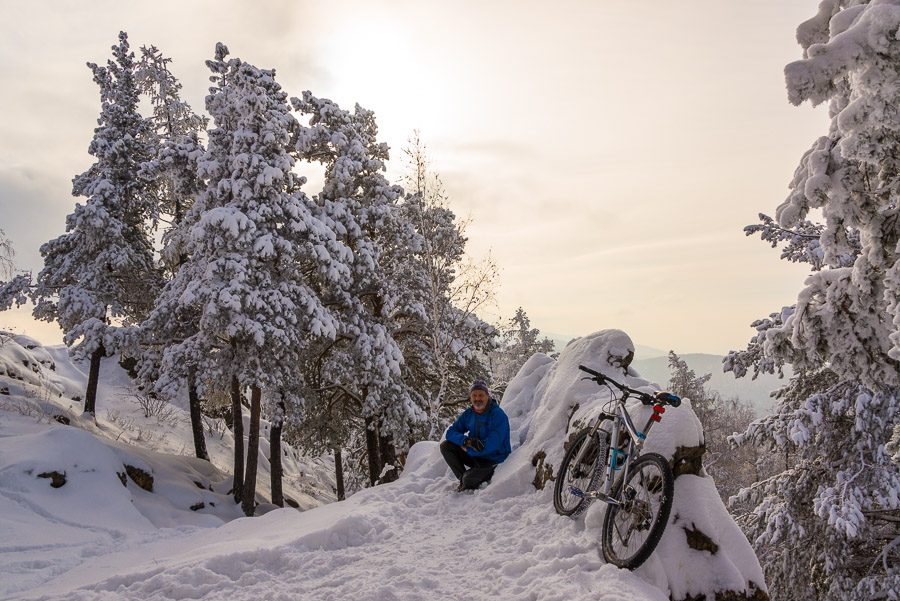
[498,330,768,601]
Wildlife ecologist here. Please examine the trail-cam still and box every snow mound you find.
[411,329,767,600]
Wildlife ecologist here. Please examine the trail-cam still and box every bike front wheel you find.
[601,452,674,569]
[553,428,603,516]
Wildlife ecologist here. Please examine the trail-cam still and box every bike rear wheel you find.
[601,452,674,569]
[553,428,603,516]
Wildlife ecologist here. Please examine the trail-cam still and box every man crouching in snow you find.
[440,380,511,492]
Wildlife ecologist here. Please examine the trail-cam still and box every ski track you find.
[16,473,651,601]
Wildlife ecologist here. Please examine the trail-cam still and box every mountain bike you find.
[553,364,681,570]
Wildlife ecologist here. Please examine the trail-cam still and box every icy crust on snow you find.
[412,329,766,600]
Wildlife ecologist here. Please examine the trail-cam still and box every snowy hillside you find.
[1,331,765,600]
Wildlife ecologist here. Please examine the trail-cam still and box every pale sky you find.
[0,0,829,355]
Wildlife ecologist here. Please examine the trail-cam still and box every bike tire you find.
[601,452,674,569]
[553,428,602,517]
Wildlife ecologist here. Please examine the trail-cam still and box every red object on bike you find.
[653,404,665,414]
[650,413,662,422]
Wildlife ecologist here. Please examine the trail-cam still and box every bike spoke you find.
[608,460,667,561]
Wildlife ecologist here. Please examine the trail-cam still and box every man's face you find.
[470,389,489,413]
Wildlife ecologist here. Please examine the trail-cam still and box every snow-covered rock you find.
[410,329,768,601]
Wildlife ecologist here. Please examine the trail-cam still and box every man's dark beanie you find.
[470,379,490,396]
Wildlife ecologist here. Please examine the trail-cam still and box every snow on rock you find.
[412,329,768,601]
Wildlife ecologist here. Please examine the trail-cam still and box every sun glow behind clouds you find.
[316,10,457,156]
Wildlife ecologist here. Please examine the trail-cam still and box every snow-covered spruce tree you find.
[148,44,348,515]
[136,44,208,271]
[395,133,499,439]
[31,32,162,415]
[726,3,900,598]
[291,92,421,489]
[133,44,211,460]
[491,306,555,397]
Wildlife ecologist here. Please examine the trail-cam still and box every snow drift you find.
[0,330,766,600]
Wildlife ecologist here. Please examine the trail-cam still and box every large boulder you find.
[491,329,768,601]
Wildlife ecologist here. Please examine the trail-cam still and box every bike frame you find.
[569,367,671,506]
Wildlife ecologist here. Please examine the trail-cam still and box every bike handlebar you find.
[578,364,682,407]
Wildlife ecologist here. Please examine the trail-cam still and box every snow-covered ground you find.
[0,330,765,600]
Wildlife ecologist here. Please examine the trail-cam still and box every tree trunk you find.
[269,395,285,508]
[365,416,381,487]
[378,431,399,484]
[241,384,262,516]
[83,343,105,416]
[187,373,209,461]
[231,375,244,504]
[334,448,345,501]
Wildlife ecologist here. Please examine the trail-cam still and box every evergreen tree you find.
[491,307,555,397]
[291,92,419,488]
[134,44,210,461]
[667,351,716,426]
[727,3,900,597]
[31,32,162,415]
[148,44,347,515]
[136,44,208,271]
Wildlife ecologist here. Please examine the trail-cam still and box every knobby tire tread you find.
[553,428,599,517]
[600,452,674,570]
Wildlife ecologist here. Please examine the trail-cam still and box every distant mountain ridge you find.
[543,333,785,415]
[631,353,789,416]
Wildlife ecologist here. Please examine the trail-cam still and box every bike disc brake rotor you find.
[611,465,664,553]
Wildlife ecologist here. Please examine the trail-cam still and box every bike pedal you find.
[568,485,584,498]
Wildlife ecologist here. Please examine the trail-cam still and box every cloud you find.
[0,167,72,272]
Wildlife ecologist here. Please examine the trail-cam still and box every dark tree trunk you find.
[241,384,262,516]
[365,416,381,487]
[231,375,244,504]
[187,373,209,461]
[83,343,105,416]
[334,448,345,501]
[378,431,399,484]
[269,395,285,508]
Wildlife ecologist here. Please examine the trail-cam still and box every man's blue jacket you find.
[445,399,511,464]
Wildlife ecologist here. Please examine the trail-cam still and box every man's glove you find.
[466,438,485,452]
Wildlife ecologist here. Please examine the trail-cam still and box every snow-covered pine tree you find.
[31,32,162,415]
[148,44,348,515]
[727,3,900,598]
[491,307,555,397]
[134,44,210,460]
[396,134,499,438]
[291,92,420,488]
[136,44,208,272]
